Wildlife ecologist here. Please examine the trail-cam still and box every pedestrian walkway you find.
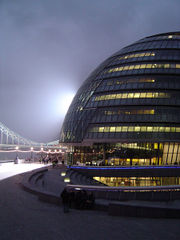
[0,167,180,240]
[0,162,51,181]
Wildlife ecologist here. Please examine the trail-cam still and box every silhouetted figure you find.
[80,190,88,209]
[86,192,95,209]
[69,190,75,208]
[61,188,70,213]
[75,190,83,209]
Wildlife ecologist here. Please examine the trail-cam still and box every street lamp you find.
[15,146,19,159]
[40,147,44,162]
[30,147,33,160]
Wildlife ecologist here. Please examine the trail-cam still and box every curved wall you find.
[60,32,180,166]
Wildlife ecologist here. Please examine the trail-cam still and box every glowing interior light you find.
[61,172,66,176]
[64,177,70,183]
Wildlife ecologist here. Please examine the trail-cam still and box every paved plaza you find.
[0,162,50,181]
[0,164,180,240]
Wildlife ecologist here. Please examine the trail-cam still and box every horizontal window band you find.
[90,126,180,133]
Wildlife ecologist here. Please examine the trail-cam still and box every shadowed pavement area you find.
[0,168,180,240]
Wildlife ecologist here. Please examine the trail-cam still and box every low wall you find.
[108,203,180,218]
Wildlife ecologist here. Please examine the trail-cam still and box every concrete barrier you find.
[108,203,180,218]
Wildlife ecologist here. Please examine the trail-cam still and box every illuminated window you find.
[129,65,134,70]
[154,143,158,149]
[141,126,147,132]
[104,127,110,132]
[152,64,157,68]
[165,127,171,132]
[90,126,180,133]
[147,127,153,132]
[110,127,116,132]
[104,109,155,115]
[134,93,140,98]
[107,63,180,73]
[159,127,164,132]
[94,92,170,101]
[116,93,122,98]
[139,64,146,69]
[134,65,140,69]
[123,66,129,70]
[146,64,152,68]
[99,127,104,132]
[140,92,146,98]
[122,126,128,132]
[116,126,122,132]
[118,52,155,60]
[122,93,128,99]
[135,126,140,131]
[127,93,134,98]
[153,127,159,132]
[128,126,134,132]
[171,127,176,132]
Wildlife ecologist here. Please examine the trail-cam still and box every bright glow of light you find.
[61,172,66,176]
[0,162,51,181]
[58,92,74,116]
[64,177,70,183]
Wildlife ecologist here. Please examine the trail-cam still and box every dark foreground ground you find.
[0,172,180,240]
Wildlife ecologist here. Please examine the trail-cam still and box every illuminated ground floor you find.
[68,142,180,166]
[93,176,180,187]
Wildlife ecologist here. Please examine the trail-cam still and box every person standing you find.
[61,188,70,213]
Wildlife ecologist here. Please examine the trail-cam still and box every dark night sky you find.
[0,0,180,142]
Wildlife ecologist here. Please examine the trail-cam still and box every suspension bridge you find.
[0,121,65,154]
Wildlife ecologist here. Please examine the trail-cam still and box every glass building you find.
[60,32,180,166]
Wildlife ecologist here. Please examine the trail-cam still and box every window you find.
[107,63,180,74]
[110,127,116,132]
[94,92,170,101]
[104,109,155,115]
[118,52,155,60]
[99,127,104,132]
[90,126,180,133]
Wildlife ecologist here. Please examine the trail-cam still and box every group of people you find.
[61,188,95,213]
[39,156,61,167]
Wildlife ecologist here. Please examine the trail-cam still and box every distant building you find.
[60,32,180,166]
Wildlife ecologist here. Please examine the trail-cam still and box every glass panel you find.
[110,127,116,132]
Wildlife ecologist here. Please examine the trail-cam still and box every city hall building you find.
[60,32,180,167]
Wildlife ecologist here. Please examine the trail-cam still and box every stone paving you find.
[0,167,180,240]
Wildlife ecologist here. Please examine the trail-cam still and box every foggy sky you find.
[0,0,180,142]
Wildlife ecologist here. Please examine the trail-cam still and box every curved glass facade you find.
[60,32,180,166]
